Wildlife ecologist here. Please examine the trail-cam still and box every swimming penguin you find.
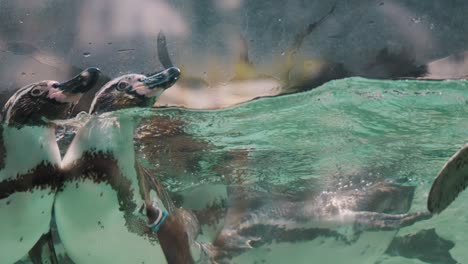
[186,167,432,264]
[54,67,196,264]
[1,67,100,126]
[0,67,100,264]
[89,67,180,114]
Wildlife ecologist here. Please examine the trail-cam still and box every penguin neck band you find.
[147,207,168,233]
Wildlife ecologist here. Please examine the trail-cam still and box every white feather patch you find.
[47,87,82,104]
[1,125,60,181]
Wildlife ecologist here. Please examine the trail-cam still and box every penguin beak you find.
[142,67,180,90]
[54,67,101,94]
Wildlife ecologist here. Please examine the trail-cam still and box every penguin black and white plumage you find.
[89,67,180,114]
[199,180,431,264]
[0,67,100,264]
[54,67,195,264]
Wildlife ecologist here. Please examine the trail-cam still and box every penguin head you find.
[89,67,180,114]
[1,67,100,126]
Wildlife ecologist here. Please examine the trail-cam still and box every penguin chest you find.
[0,125,60,264]
[54,153,167,264]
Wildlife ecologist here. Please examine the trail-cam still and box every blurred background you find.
[1,0,467,109]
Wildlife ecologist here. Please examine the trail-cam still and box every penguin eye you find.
[30,88,45,97]
[116,81,130,91]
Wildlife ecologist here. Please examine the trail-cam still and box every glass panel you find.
[0,1,467,263]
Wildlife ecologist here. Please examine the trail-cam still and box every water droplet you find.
[281,52,285,56]
[411,17,422,23]
[83,52,91,57]
[278,18,282,22]
[19,20,23,24]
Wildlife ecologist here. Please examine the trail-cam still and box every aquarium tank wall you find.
[1,0,468,263]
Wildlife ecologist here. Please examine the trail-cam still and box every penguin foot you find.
[353,211,432,231]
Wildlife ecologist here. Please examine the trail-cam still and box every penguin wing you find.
[157,31,174,69]
[428,144,468,213]
[136,163,176,213]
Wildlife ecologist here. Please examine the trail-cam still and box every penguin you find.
[1,67,100,126]
[89,66,180,114]
[102,154,430,263]
[0,67,100,264]
[186,168,432,264]
[54,66,196,264]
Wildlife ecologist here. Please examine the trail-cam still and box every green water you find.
[111,77,468,263]
[131,77,468,188]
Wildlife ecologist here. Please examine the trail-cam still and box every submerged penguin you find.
[183,166,432,264]
[54,67,196,264]
[0,67,100,264]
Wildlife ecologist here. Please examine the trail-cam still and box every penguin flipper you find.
[26,232,59,264]
[428,144,468,214]
[136,164,197,264]
[157,31,174,69]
